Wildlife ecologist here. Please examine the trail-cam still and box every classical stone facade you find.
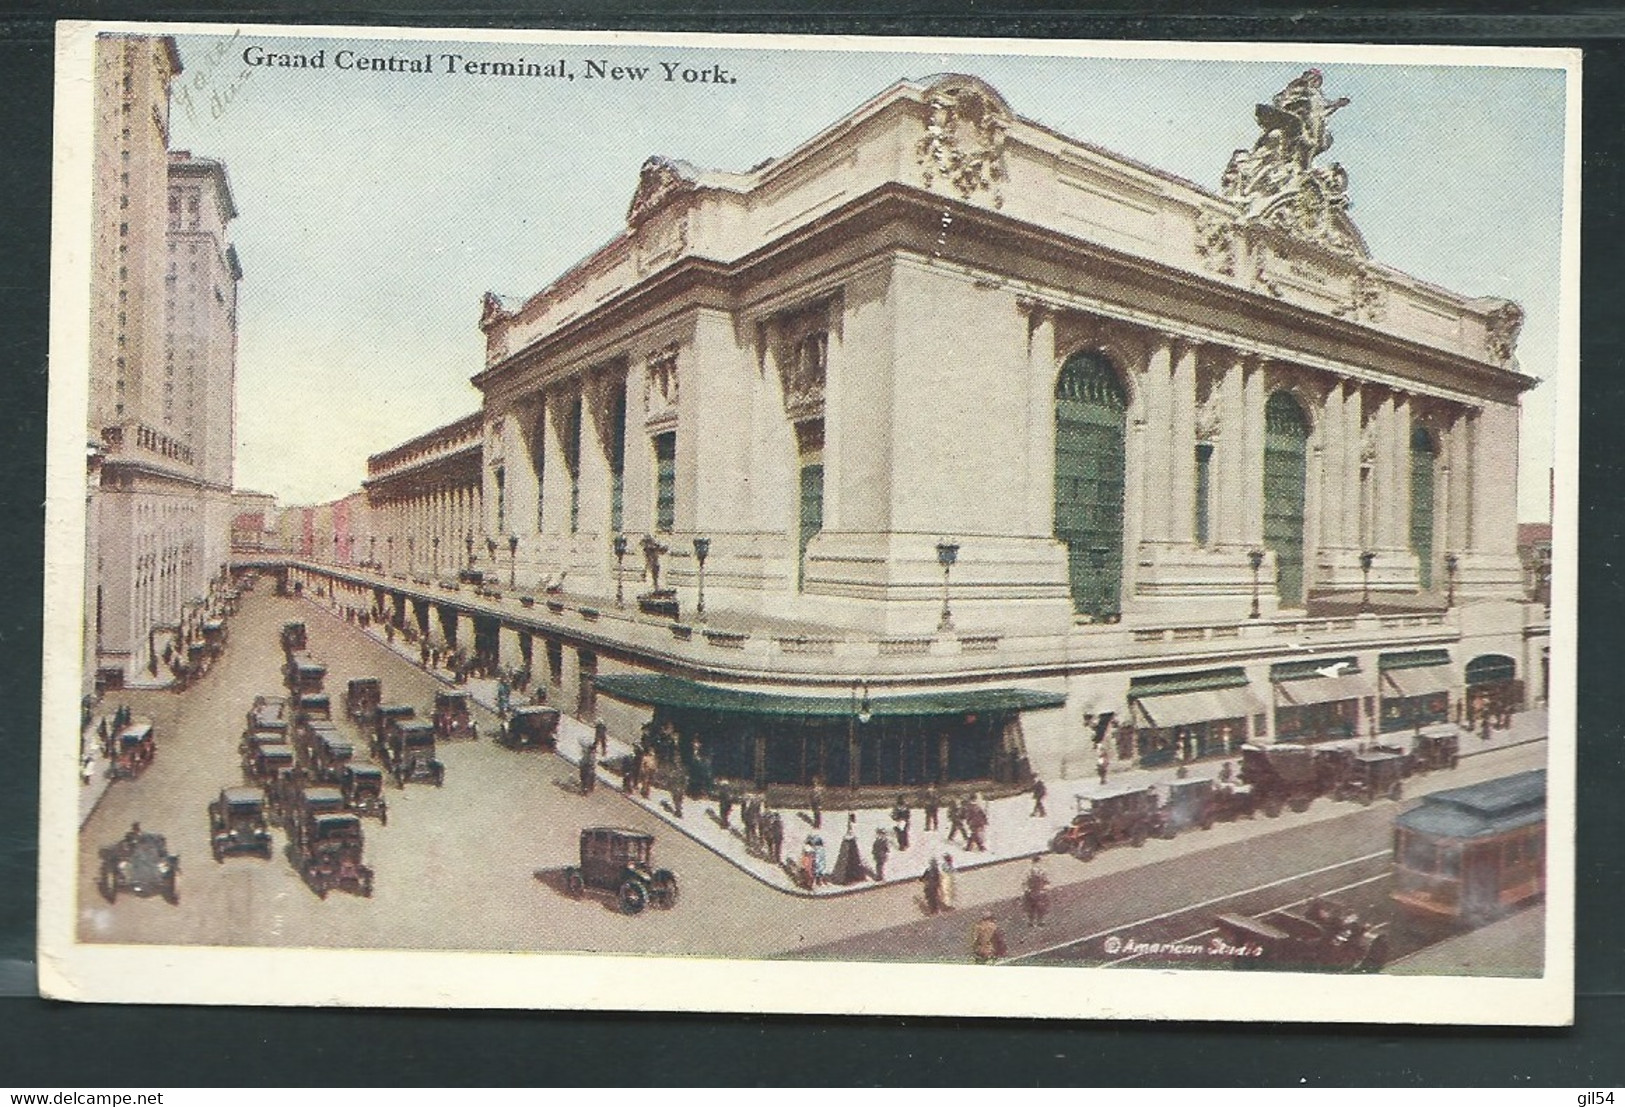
[362,413,485,582]
[89,35,242,686]
[306,72,1546,792]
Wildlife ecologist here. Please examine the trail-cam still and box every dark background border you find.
[2,1,1621,1086]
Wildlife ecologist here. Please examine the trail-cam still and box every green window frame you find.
[608,388,626,535]
[1263,391,1309,607]
[1195,443,1213,547]
[1410,424,1437,590]
[566,395,582,534]
[1053,350,1127,620]
[654,431,676,534]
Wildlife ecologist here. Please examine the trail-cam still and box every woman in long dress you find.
[832,815,866,885]
[939,853,958,910]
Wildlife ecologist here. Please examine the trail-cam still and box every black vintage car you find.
[208,787,273,861]
[280,621,307,653]
[1213,897,1388,972]
[296,691,333,724]
[383,720,444,788]
[242,740,297,791]
[1049,785,1169,860]
[433,690,479,742]
[1161,776,1255,832]
[344,678,383,725]
[340,762,389,824]
[244,695,290,743]
[289,786,349,850]
[1333,750,1408,806]
[109,721,156,780]
[1412,724,1463,773]
[372,703,417,754]
[97,824,179,904]
[1239,743,1325,817]
[498,704,560,751]
[296,812,373,898]
[284,652,327,696]
[309,728,354,784]
[563,827,678,914]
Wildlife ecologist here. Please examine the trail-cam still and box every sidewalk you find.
[340,598,1549,898]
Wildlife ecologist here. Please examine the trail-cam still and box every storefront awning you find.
[1382,665,1453,699]
[593,673,1065,718]
[1274,673,1376,707]
[1131,686,1265,729]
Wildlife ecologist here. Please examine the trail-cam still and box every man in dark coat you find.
[1031,777,1048,818]
[871,827,891,881]
[669,759,688,818]
[891,795,911,851]
[921,857,943,914]
[922,782,941,831]
[579,741,597,794]
[765,809,784,864]
[809,774,825,829]
[1022,857,1051,927]
[945,797,967,844]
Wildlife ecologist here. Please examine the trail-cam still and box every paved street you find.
[78,587,1548,972]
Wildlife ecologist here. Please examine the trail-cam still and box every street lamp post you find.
[1248,548,1265,619]
[386,536,394,574]
[508,535,518,587]
[613,534,629,607]
[465,532,474,568]
[1445,553,1458,608]
[692,536,711,619]
[848,678,871,794]
[1359,551,1376,613]
[432,535,440,578]
[935,540,959,632]
[486,536,497,566]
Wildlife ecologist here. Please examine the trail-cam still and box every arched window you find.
[1263,391,1310,607]
[1053,351,1127,619]
[1410,424,1438,590]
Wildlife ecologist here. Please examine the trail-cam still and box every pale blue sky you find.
[165,32,1570,519]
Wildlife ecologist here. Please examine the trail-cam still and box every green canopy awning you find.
[593,673,1065,718]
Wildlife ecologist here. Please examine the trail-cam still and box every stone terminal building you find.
[289,72,1549,800]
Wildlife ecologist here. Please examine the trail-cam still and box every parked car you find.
[109,721,156,780]
[1161,775,1254,832]
[382,720,444,788]
[208,787,273,862]
[284,652,327,696]
[562,827,678,914]
[499,704,560,751]
[1050,785,1168,860]
[289,785,349,850]
[1333,749,1408,805]
[344,677,382,725]
[339,762,389,824]
[372,703,417,757]
[296,812,373,898]
[242,740,297,791]
[280,621,307,653]
[1213,897,1388,972]
[97,824,178,904]
[1412,724,1463,773]
[432,690,479,742]
[1239,743,1325,817]
[244,694,290,743]
[310,728,355,784]
[296,691,333,724]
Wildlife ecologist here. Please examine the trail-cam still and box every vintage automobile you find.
[296,691,333,724]
[207,787,273,862]
[280,621,307,653]
[296,811,374,898]
[498,704,560,751]
[344,677,383,725]
[242,740,297,790]
[1160,776,1255,832]
[563,827,679,914]
[372,703,417,753]
[382,719,444,788]
[289,785,349,849]
[245,694,290,742]
[310,728,355,784]
[1213,897,1389,972]
[339,762,389,824]
[1412,723,1463,773]
[96,824,179,904]
[432,690,479,742]
[1333,749,1409,805]
[284,652,327,696]
[202,618,227,656]
[1050,785,1168,860]
[109,721,156,780]
[1239,743,1325,817]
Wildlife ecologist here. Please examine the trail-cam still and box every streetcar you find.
[1390,769,1545,927]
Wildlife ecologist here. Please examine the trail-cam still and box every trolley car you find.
[1391,769,1545,927]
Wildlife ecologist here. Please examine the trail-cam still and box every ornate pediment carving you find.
[1194,210,1239,277]
[1217,70,1368,258]
[1332,262,1389,324]
[1484,301,1525,364]
[915,75,1012,208]
[627,156,699,228]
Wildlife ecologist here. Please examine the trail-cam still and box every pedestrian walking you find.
[966,795,989,852]
[1030,777,1048,818]
[921,857,943,914]
[1022,856,1051,928]
[939,853,958,910]
[594,720,609,756]
[639,748,656,799]
[743,795,762,853]
[799,837,817,890]
[718,780,735,830]
[810,774,825,829]
[833,817,865,885]
[669,760,688,818]
[945,797,967,844]
[923,782,941,831]
[765,809,785,865]
[891,794,912,851]
[81,753,95,786]
[871,827,891,882]
[621,753,637,795]
[812,835,830,886]
[578,741,597,794]
[1097,744,1109,785]
[972,913,1006,964]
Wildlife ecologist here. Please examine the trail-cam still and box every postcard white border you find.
[39,19,1581,1025]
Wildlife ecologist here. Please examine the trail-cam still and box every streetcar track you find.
[1001,848,1391,964]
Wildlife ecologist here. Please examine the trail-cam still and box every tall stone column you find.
[1241,357,1267,547]
[1391,393,1413,563]
[1215,352,1247,548]
[1318,381,1347,550]
[1168,340,1198,546]
[1025,305,1056,539]
[1139,336,1174,546]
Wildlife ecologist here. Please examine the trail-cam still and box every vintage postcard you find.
[39,21,1578,1023]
